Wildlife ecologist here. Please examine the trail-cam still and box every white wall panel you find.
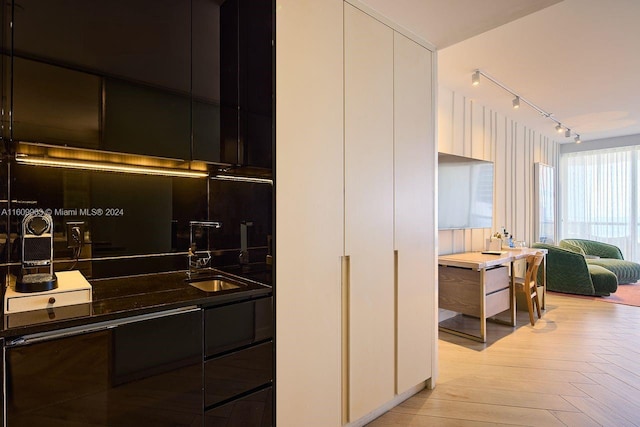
[437,87,560,254]
[438,87,454,154]
[471,101,484,160]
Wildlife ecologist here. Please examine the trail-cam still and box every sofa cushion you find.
[587,258,640,285]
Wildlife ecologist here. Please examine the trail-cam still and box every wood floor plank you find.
[367,412,506,427]
[443,352,605,373]
[421,383,579,412]
[438,375,590,397]
[589,362,640,386]
[394,398,566,426]
[368,294,640,427]
[597,354,640,376]
[550,410,603,427]
[582,372,640,405]
[561,395,640,427]
[571,382,640,425]
[439,362,596,384]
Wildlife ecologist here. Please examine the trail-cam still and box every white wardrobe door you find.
[275,0,344,425]
[393,32,435,394]
[344,3,395,422]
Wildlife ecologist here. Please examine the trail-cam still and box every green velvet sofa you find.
[559,239,640,285]
[531,243,618,296]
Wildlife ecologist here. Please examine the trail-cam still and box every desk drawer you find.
[485,266,509,294]
[486,288,510,318]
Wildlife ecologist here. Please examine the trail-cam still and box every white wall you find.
[438,86,559,255]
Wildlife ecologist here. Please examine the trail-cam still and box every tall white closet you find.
[344,4,395,421]
[276,1,436,425]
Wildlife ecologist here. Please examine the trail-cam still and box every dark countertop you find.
[2,264,272,339]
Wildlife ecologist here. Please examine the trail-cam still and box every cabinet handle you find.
[341,255,350,424]
[6,306,200,347]
[394,249,399,395]
[48,297,56,304]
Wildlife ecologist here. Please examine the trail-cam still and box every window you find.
[561,146,639,262]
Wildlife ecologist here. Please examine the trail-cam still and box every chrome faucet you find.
[239,221,253,265]
[188,221,222,278]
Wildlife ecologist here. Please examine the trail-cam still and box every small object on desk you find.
[482,250,506,255]
[486,238,502,251]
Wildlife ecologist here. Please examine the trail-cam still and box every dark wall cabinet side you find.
[4,309,203,427]
[0,338,3,427]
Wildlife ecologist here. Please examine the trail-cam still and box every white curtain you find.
[560,146,639,262]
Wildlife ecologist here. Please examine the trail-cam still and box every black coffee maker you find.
[15,212,57,293]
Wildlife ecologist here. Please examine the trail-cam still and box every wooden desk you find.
[438,248,546,342]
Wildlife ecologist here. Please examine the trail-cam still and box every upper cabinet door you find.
[238,0,273,169]
[11,0,192,159]
[344,4,395,422]
[393,33,435,394]
[12,0,191,91]
[192,0,239,164]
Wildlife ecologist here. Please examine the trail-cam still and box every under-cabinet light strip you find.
[213,174,273,184]
[15,155,209,178]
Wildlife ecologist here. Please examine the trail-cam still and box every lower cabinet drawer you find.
[205,341,273,407]
[205,297,273,357]
[204,386,273,427]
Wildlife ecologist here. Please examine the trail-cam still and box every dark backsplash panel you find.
[2,161,272,280]
[209,179,272,266]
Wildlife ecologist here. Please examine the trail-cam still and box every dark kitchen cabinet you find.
[4,308,203,426]
[193,0,273,168]
[10,0,194,160]
[8,0,271,167]
[238,0,273,169]
[204,296,273,425]
[192,0,239,164]
[204,386,272,427]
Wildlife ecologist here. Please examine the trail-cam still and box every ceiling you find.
[359,0,640,143]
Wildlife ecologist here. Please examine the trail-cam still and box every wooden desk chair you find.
[515,252,544,326]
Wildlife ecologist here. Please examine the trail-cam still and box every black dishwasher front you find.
[4,307,203,427]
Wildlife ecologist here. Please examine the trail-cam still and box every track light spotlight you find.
[575,135,581,144]
[472,70,480,86]
[512,96,520,109]
[556,124,563,133]
[565,128,571,138]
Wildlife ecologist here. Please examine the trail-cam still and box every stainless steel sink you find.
[187,275,244,292]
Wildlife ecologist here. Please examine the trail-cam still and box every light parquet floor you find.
[369,293,640,426]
